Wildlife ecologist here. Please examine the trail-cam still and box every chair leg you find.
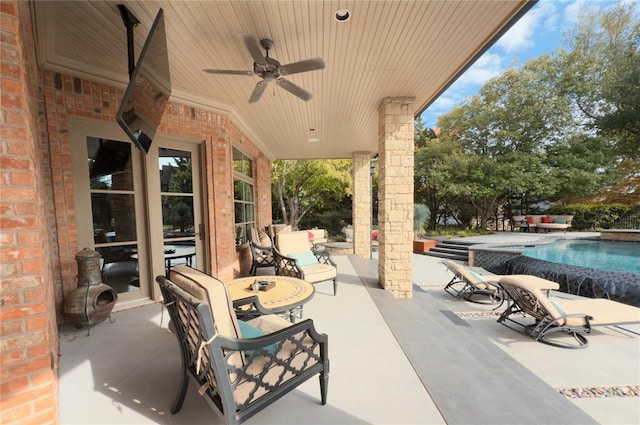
[333,278,337,296]
[171,339,190,414]
[319,371,329,405]
[250,263,256,276]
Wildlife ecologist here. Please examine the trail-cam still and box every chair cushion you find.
[169,265,241,341]
[258,230,272,247]
[301,263,337,283]
[238,320,277,355]
[277,231,312,256]
[289,251,318,267]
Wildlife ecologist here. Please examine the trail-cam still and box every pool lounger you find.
[497,275,640,349]
[441,260,504,304]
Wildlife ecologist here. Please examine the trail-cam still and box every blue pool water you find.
[523,239,640,274]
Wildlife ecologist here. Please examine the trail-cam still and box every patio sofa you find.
[156,266,329,425]
[512,215,573,232]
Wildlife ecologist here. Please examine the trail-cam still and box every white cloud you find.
[456,52,506,87]
[496,0,559,53]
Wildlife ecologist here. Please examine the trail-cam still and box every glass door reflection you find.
[159,148,197,273]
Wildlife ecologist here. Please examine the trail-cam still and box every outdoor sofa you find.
[512,215,573,232]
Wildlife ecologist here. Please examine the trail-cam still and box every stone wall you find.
[377,98,414,298]
[352,152,372,259]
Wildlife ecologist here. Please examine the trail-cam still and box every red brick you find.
[1,93,25,109]
[0,303,47,321]
[0,188,36,202]
[0,244,41,261]
[1,292,21,305]
[20,260,43,274]
[0,349,26,366]
[17,232,39,245]
[26,316,47,331]
[10,172,34,186]
[0,402,31,423]
[23,288,46,303]
[0,231,17,245]
[0,377,28,397]
[0,2,17,15]
[0,156,31,171]
[0,319,24,336]
[1,78,23,95]
[19,405,57,425]
[0,276,43,291]
[1,355,50,382]
[27,341,48,357]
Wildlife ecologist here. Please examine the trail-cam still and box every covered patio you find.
[59,249,640,425]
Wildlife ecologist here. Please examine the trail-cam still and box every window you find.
[233,147,254,245]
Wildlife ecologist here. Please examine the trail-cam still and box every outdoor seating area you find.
[58,243,640,425]
[156,266,328,425]
[512,214,574,232]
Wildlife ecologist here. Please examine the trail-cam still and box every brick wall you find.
[1,1,59,423]
[40,70,272,312]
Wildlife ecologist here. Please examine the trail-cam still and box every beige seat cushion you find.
[169,265,241,341]
[301,263,337,283]
[276,231,311,256]
[555,298,640,326]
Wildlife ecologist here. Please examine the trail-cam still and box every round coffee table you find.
[225,276,314,321]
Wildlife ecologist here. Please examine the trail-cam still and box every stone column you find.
[378,97,415,298]
[352,152,372,258]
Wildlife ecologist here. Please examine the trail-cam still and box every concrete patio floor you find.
[59,232,639,424]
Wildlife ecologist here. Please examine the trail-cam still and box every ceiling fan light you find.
[334,9,351,22]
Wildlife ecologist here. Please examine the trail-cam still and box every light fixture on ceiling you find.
[334,8,351,22]
[308,128,320,143]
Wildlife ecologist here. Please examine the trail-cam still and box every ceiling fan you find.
[203,33,325,103]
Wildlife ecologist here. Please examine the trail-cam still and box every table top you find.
[130,245,195,260]
[225,276,314,311]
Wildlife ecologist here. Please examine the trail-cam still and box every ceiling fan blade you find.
[203,69,255,76]
[276,78,312,101]
[240,33,267,65]
[249,80,269,103]
[279,58,325,76]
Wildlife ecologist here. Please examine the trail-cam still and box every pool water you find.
[523,239,640,274]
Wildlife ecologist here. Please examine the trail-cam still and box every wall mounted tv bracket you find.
[117,4,141,78]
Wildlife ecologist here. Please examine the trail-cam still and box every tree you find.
[560,2,640,159]
[271,159,351,230]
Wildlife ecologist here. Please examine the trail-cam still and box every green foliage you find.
[272,159,352,230]
[549,203,640,230]
[413,204,430,232]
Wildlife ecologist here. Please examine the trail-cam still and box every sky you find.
[420,0,626,128]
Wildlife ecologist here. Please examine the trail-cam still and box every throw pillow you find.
[541,216,552,224]
[551,300,567,316]
[289,251,318,267]
[553,219,567,224]
[258,230,272,247]
[525,216,534,224]
[308,231,314,241]
[237,320,277,355]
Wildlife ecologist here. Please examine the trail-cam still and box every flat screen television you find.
[116,8,171,153]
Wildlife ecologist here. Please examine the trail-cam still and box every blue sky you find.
[420,0,626,128]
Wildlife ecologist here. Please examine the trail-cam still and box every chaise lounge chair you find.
[497,275,640,349]
[441,260,503,304]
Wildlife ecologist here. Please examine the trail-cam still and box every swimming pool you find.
[522,239,640,274]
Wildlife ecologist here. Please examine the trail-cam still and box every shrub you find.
[549,203,639,230]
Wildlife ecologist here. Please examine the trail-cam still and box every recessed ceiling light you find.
[334,8,351,22]
[308,137,320,143]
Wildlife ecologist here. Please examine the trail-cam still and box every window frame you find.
[232,147,255,246]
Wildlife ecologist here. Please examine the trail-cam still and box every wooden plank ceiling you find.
[34,0,533,160]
